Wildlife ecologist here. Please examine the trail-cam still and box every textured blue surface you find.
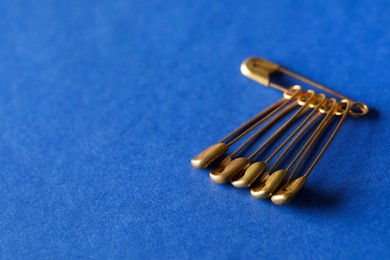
[0,0,389,258]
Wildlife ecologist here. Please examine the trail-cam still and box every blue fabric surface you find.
[0,0,389,258]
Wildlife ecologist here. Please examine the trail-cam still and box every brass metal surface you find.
[251,169,288,199]
[271,176,307,205]
[191,56,368,205]
[240,57,280,86]
[231,161,267,188]
[210,157,250,184]
[270,100,351,205]
[191,142,228,169]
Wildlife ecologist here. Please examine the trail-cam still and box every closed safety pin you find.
[191,57,369,205]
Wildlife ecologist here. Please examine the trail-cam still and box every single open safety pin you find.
[241,57,369,118]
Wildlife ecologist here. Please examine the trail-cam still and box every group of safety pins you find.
[190,57,368,205]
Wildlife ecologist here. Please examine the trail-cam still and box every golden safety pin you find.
[241,57,369,118]
[191,56,369,205]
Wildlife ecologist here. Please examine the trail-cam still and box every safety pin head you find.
[251,169,289,200]
[271,176,307,205]
[231,161,268,188]
[191,142,228,169]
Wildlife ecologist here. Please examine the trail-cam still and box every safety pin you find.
[191,56,369,205]
[241,57,369,118]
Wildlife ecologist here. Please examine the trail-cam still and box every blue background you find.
[0,0,389,259]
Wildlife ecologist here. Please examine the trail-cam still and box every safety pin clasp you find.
[191,142,228,169]
[251,169,288,200]
[271,176,307,205]
[231,161,268,188]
